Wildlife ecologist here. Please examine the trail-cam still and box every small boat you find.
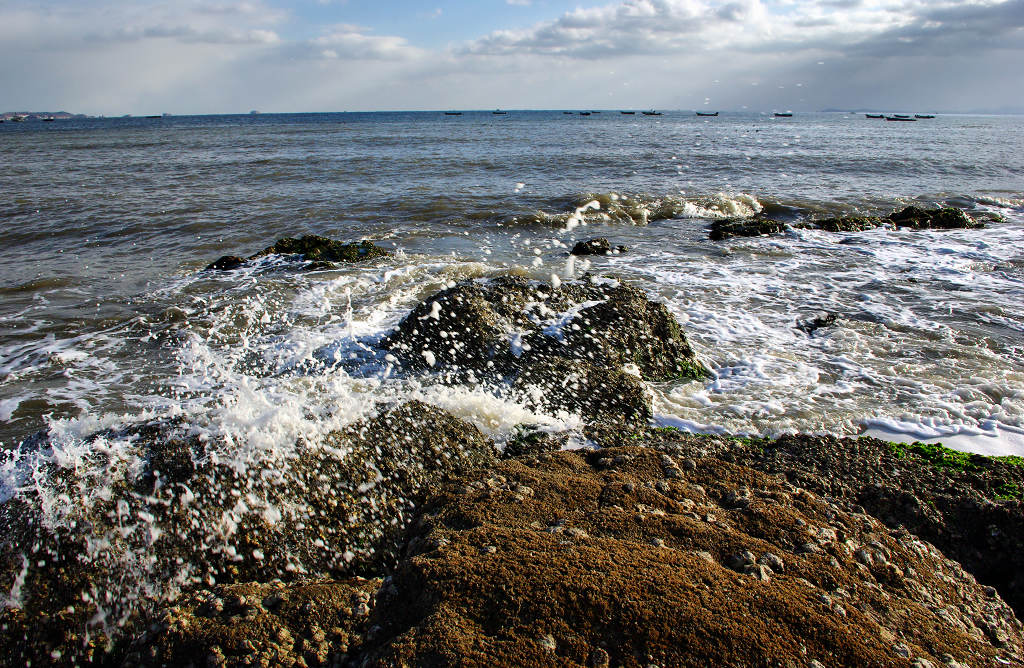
[774,112,793,117]
[579,111,591,116]
[144,115,161,119]
[42,116,56,122]
[591,111,602,114]
[444,112,463,116]
[620,111,635,115]
[885,116,917,122]
[914,114,935,119]
[492,110,508,115]
[642,110,662,116]
[865,114,884,119]
[10,114,27,122]
[696,111,718,117]
[563,111,574,115]
[890,114,911,119]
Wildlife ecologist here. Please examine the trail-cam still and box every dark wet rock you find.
[512,356,652,428]
[888,206,982,230]
[0,401,494,665]
[709,207,982,240]
[123,577,381,667]
[204,235,389,272]
[796,311,839,335]
[708,217,789,240]
[360,446,1022,666]
[813,216,884,233]
[570,238,626,256]
[502,424,564,459]
[381,274,708,401]
[205,255,246,271]
[251,235,390,263]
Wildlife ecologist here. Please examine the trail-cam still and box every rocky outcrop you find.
[360,446,1021,666]
[680,432,1024,617]
[709,206,983,240]
[570,238,626,256]
[205,235,389,271]
[0,401,494,666]
[381,275,708,429]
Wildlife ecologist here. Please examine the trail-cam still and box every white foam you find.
[862,418,1024,457]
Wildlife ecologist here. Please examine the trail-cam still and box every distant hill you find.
[1,111,88,120]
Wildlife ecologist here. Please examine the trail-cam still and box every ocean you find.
[2,111,1021,458]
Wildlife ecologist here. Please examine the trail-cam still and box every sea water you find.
[1,110,1022,473]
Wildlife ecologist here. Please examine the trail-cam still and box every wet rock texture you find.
[206,235,389,271]
[694,432,1024,617]
[709,206,984,240]
[0,401,493,666]
[363,447,1022,667]
[382,275,708,429]
[123,577,381,668]
[570,238,626,256]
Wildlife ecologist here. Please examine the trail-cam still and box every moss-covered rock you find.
[708,218,790,240]
[360,446,1022,666]
[888,206,982,230]
[708,206,983,240]
[205,235,389,271]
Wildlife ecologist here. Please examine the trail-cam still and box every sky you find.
[1,0,1022,114]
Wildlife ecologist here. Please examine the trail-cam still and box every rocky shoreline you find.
[3,238,1023,666]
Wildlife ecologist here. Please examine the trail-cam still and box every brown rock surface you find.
[364,446,1022,667]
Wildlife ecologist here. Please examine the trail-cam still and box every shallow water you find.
[1,111,1022,459]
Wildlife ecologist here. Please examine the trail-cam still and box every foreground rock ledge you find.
[136,444,1023,667]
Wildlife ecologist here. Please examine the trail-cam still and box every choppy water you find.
[1,110,1023,460]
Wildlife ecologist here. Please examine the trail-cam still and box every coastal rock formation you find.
[361,446,1022,666]
[684,432,1024,616]
[0,401,493,666]
[570,238,626,256]
[382,275,708,383]
[205,235,389,271]
[709,206,983,240]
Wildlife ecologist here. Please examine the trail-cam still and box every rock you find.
[383,275,708,383]
[124,578,380,667]
[358,446,1022,666]
[813,216,884,233]
[203,235,389,272]
[0,401,494,665]
[571,238,626,256]
[708,218,789,241]
[795,312,838,336]
[251,235,390,263]
[205,255,246,271]
[887,206,982,230]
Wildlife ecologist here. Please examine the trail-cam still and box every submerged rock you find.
[709,206,983,240]
[796,311,839,335]
[570,238,626,256]
[204,234,389,271]
[360,446,1022,666]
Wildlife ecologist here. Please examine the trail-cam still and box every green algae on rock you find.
[205,235,389,271]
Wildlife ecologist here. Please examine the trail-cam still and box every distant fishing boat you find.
[563,111,574,115]
[886,116,917,122]
[890,114,911,119]
[579,112,591,116]
[42,116,55,122]
[620,111,636,115]
[444,112,463,116]
[696,111,718,117]
[642,110,662,116]
[492,110,508,115]
[865,114,884,119]
[145,115,161,119]
[774,112,793,117]
[10,114,27,122]
[914,114,935,119]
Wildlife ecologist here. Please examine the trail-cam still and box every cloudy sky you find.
[3,0,1022,114]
